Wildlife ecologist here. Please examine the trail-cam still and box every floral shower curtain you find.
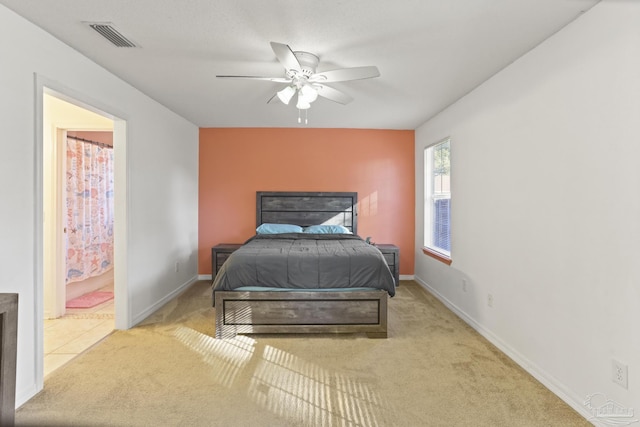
[65,136,114,283]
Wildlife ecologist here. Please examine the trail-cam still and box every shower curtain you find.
[65,136,114,283]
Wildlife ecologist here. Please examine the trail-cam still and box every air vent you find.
[86,23,137,48]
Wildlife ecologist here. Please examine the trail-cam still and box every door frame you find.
[34,75,130,390]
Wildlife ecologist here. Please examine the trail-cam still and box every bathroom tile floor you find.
[44,290,114,378]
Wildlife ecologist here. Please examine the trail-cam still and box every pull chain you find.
[297,109,309,125]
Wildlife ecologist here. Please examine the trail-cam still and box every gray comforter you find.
[212,233,395,296]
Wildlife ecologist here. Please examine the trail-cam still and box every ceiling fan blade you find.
[310,66,380,83]
[315,85,353,105]
[270,42,302,75]
[267,92,281,104]
[216,75,291,83]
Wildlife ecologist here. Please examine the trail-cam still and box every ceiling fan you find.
[216,42,380,123]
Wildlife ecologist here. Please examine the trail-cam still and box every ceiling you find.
[1,0,600,129]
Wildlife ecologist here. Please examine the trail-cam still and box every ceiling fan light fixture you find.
[277,86,296,104]
[299,84,319,103]
[296,97,311,110]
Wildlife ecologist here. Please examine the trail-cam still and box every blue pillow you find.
[303,224,352,234]
[256,223,303,234]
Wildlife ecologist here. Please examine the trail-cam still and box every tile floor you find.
[44,289,114,378]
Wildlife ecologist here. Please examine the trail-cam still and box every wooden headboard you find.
[256,191,358,235]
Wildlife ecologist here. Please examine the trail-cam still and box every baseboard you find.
[399,274,414,281]
[413,276,595,424]
[16,383,39,409]
[131,276,198,326]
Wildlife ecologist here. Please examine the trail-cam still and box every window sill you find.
[422,247,452,265]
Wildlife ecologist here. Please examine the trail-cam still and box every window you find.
[424,138,451,264]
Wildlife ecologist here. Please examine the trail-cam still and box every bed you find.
[212,191,395,339]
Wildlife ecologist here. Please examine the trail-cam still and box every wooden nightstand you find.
[211,243,242,280]
[375,244,400,285]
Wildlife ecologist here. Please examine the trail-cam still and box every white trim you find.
[131,276,198,325]
[413,276,594,423]
[32,74,45,404]
[54,128,67,317]
[399,274,415,281]
[15,383,39,410]
[112,120,129,330]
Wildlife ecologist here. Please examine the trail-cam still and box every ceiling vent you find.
[86,22,137,48]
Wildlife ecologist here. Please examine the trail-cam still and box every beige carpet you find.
[17,281,590,426]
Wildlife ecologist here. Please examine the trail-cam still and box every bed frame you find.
[215,191,388,339]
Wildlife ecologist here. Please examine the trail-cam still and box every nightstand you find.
[211,243,242,280]
[375,244,400,285]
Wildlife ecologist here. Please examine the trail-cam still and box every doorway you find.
[42,93,115,377]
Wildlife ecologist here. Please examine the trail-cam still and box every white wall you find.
[415,0,639,418]
[0,5,199,406]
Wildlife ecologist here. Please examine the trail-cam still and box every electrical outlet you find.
[175,261,180,272]
[612,359,628,389]
[462,279,468,292]
[487,293,493,307]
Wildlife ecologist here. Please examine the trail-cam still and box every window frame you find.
[423,137,452,265]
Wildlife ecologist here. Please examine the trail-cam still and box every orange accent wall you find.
[199,128,415,276]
